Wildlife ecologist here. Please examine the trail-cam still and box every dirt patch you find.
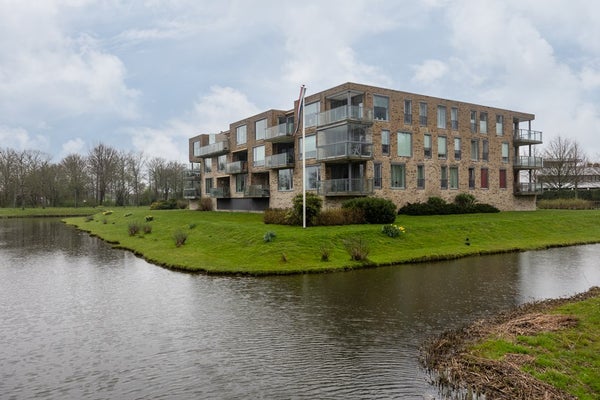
[422,286,600,400]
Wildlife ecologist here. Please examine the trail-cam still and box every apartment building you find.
[186,82,543,212]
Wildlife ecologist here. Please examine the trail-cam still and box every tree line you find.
[0,143,187,208]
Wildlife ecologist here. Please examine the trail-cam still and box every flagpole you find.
[301,85,306,229]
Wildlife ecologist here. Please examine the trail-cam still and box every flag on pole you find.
[294,85,306,135]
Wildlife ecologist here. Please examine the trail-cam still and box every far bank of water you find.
[1,218,599,399]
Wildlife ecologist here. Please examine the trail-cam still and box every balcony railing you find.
[316,105,372,127]
[265,152,294,169]
[183,188,200,199]
[196,140,229,158]
[265,123,294,142]
[224,161,248,174]
[317,178,374,196]
[514,156,543,169]
[515,182,543,195]
[210,187,230,198]
[183,170,201,180]
[514,129,543,145]
[244,185,270,198]
[317,141,373,161]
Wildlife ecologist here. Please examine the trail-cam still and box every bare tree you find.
[538,136,587,191]
[126,151,146,206]
[88,143,118,205]
[61,153,89,207]
[0,148,17,207]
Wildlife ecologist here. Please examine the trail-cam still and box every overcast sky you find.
[1,0,599,163]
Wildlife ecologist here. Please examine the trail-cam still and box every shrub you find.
[454,193,477,209]
[399,195,499,215]
[320,245,331,261]
[145,215,154,222]
[381,224,406,238]
[128,221,141,236]
[264,208,293,225]
[263,231,276,242]
[198,197,213,211]
[172,230,188,247]
[150,199,177,210]
[342,197,396,224]
[537,198,595,210]
[102,210,113,215]
[292,192,323,226]
[124,212,132,217]
[143,224,152,234]
[343,237,370,261]
[471,203,500,213]
[314,208,365,226]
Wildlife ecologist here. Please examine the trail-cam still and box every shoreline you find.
[422,286,600,400]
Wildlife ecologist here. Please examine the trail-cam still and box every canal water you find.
[1,218,599,399]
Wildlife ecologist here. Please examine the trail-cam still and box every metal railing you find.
[317,141,373,161]
[265,153,294,168]
[316,105,372,127]
[515,182,543,195]
[244,185,270,198]
[265,123,294,141]
[196,140,229,157]
[514,156,543,169]
[210,187,230,198]
[224,161,248,174]
[514,129,543,143]
[318,178,374,196]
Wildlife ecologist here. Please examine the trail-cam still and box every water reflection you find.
[1,219,599,399]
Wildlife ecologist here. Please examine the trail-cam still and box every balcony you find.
[317,141,373,162]
[196,140,230,158]
[183,169,201,180]
[244,185,270,198]
[265,123,294,143]
[265,152,294,169]
[515,182,543,195]
[514,156,543,169]
[183,188,200,199]
[316,105,373,128]
[317,178,374,196]
[210,187,230,198]
[224,161,248,174]
[514,129,543,145]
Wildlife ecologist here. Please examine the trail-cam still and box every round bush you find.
[342,197,396,224]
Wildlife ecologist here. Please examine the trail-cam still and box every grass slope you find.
[62,208,600,275]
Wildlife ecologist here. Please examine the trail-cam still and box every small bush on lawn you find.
[264,208,293,225]
[537,198,595,210]
[172,230,188,247]
[292,192,323,226]
[128,221,141,236]
[145,215,154,221]
[320,245,331,261]
[343,237,370,261]
[381,224,406,238]
[315,208,365,226]
[150,199,177,210]
[198,197,213,211]
[398,194,499,215]
[143,223,152,234]
[342,197,396,224]
[263,231,276,242]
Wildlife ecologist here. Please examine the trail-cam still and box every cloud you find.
[0,126,49,152]
[59,138,86,158]
[412,59,449,86]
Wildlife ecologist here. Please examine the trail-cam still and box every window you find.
[253,145,265,167]
[450,166,459,189]
[499,169,507,189]
[391,164,406,188]
[501,142,509,163]
[404,100,412,124]
[417,165,425,189]
[470,111,477,133]
[236,125,247,145]
[374,95,389,120]
[496,115,504,135]
[278,169,293,191]
[305,102,320,128]
[236,174,247,193]
[397,132,412,157]
[438,136,447,159]
[482,140,489,161]
[218,155,227,171]
[470,140,479,161]
[419,102,428,126]
[454,137,461,160]
[468,167,475,189]
[204,158,212,173]
[481,168,489,189]
[480,112,488,134]
[441,166,448,189]
[193,141,201,157]
[374,163,382,189]
[424,134,432,158]
[205,178,213,194]
[255,118,266,141]
[437,105,447,129]
[299,134,316,159]
[305,165,320,190]
[451,107,458,130]
[381,130,390,155]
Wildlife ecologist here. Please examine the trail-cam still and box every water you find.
[1,218,599,399]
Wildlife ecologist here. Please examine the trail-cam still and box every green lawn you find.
[60,208,600,275]
[0,207,98,218]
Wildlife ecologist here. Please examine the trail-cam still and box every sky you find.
[1,0,599,163]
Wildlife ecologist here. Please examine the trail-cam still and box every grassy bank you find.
[62,208,600,275]
[0,207,98,218]
[423,287,600,399]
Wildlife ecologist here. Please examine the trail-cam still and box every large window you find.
[496,115,504,135]
[253,145,265,167]
[204,158,212,173]
[404,100,412,124]
[424,134,432,158]
[499,169,507,189]
[305,102,320,128]
[205,178,213,194]
[255,118,267,141]
[470,140,479,161]
[193,141,201,157]
[454,137,461,160]
[481,168,489,189]
[236,125,247,145]
[305,165,320,190]
[374,163,382,189]
[470,111,477,133]
[480,112,488,134]
[391,164,406,188]
[299,134,316,159]
[438,136,447,159]
[441,166,448,189]
[218,155,227,171]
[381,130,390,155]
[449,166,459,189]
[437,105,447,129]
[451,107,458,130]
[236,174,247,193]
[373,95,389,120]
[468,167,475,189]
[419,102,428,126]
[482,140,489,161]
[501,142,509,163]
[278,169,293,191]
[417,165,425,189]
[397,132,412,157]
